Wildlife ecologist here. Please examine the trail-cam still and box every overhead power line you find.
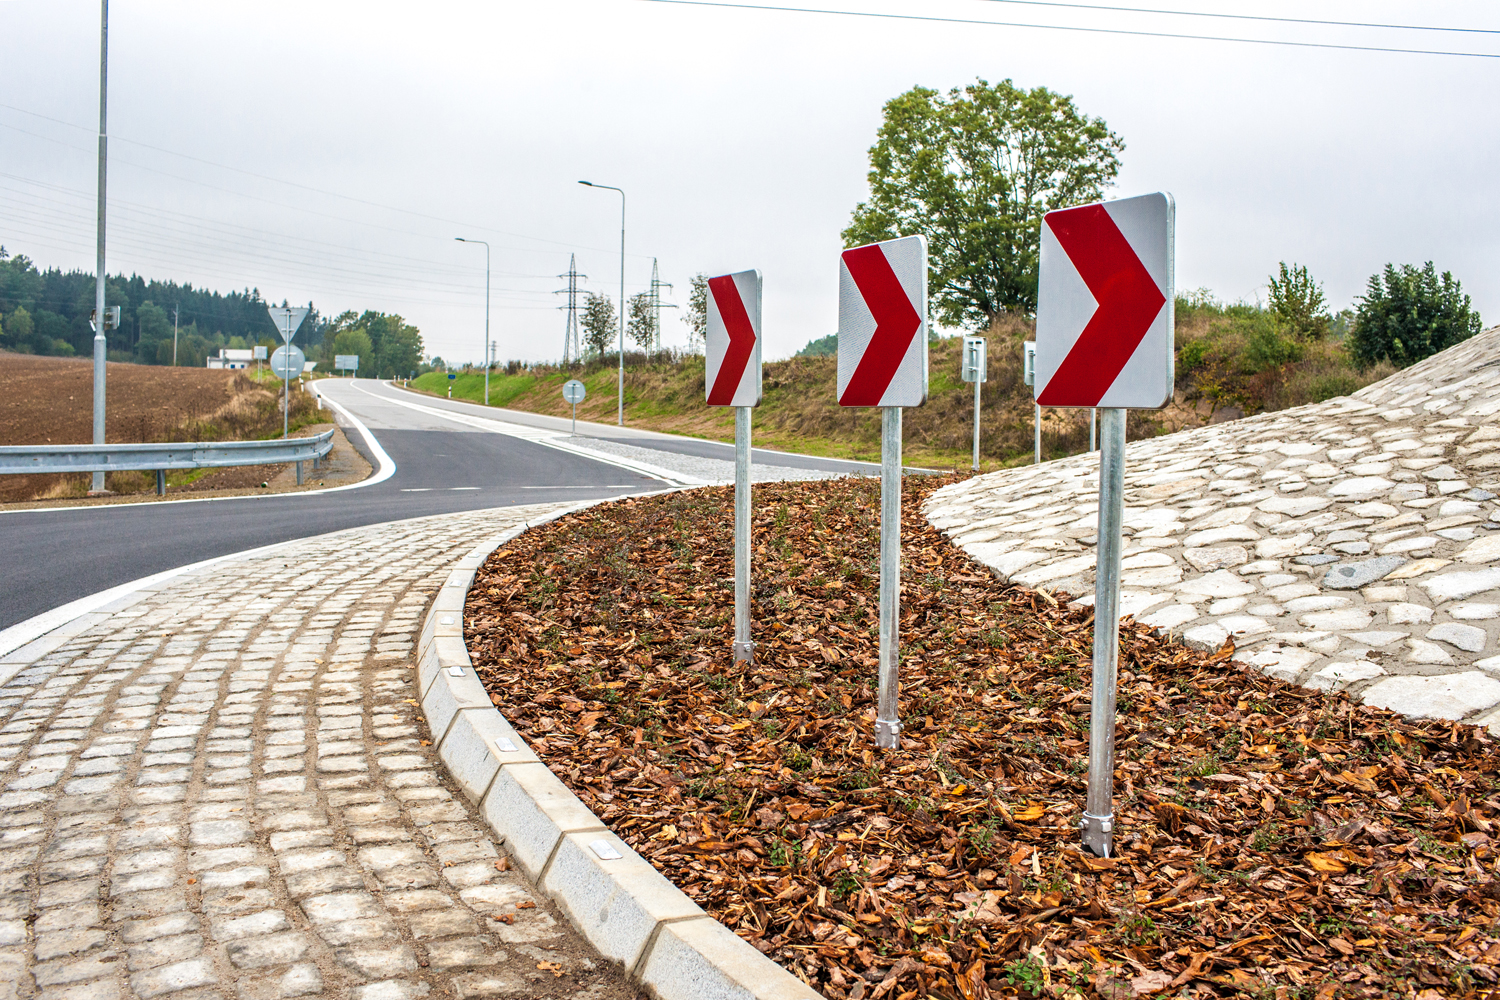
[971,0,1500,36]
[634,0,1500,58]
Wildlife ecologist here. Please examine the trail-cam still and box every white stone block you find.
[1345,630,1409,647]
[1182,623,1229,651]
[480,762,604,883]
[1257,496,1333,516]
[1139,605,1199,631]
[541,832,703,970]
[439,709,537,804]
[1183,525,1261,548]
[420,667,492,744]
[1387,602,1433,624]
[1458,535,1500,564]
[1450,603,1500,620]
[1175,570,1257,599]
[1428,622,1488,653]
[1217,615,1273,637]
[1298,608,1375,631]
[1405,639,1456,665]
[1363,671,1500,720]
[1284,596,1352,613]
[1328,477,1396,501]
[639,916,823,1000]
[1420,568,1500,603]
[1238,646,1320,682]
[1306,660,1385,690]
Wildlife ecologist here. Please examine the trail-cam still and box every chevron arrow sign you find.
[1035,192,1174,409]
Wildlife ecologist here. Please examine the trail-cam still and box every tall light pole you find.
[91,0,109,493]
[455,237,491,406]
[579,180,626,426]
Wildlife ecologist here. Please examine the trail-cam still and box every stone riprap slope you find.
[925,327,1500,730]
[0,505,642,1000]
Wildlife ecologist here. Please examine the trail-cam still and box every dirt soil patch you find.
[0,352,326,502]
[465,476,1500,1000]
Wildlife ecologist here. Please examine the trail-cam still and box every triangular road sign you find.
[267,306,310,343]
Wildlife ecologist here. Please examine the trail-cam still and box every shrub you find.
[1267,261,1330,341]
[1350,262,1482,368]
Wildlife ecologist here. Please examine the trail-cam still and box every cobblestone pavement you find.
[927,326,1500,730]
[0,503,642,1000]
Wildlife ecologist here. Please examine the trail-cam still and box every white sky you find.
[1,0,1497,364]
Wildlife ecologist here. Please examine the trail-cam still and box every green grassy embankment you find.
[410,307,1392,470]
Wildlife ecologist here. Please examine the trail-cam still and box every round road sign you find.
[562,379,587,405]
[269,345,306,380]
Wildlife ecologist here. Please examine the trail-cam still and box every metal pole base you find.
[732,640,755,665]
[874,718,901,749]
[1079,811,1114,858]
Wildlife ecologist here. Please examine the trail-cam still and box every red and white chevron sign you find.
[705,270,763,407]
[838,235,928,407]
[1035,192,1174,409]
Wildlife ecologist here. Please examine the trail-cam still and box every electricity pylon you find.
[555,254,586,363]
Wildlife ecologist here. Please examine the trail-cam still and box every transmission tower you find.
[554,254,586,363]
[648,258,677,353]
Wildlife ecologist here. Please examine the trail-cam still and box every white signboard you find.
[705,270,763,407]
[1035,192,1174,409]
[334,355,359,371]
[837,235,927,407]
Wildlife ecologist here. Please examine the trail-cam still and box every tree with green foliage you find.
[684,274,707,354]
[843,78,1124,329]
[4,305,33,346]
[582,293,616,358]
[329,327,374,367]
[1266,262,1329,341]
[1350,262,1482,368]
[626,292,656,351]
[135,301,171,363]
[796,334,837,358]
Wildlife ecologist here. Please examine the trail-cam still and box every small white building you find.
[207,349,254,370]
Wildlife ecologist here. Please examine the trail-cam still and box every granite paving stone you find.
[927,325,1500,730]
[0,504,642,1000]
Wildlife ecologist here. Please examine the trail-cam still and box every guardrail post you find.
[155,470,165,496]
[296,461,303,486]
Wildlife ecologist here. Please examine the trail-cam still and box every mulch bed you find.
[465,475,1500,999]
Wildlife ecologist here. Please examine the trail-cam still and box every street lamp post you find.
[91,0,109,493]
[579,180,626,426]
[455,237,491,406]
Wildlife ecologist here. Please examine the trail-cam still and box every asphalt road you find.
[0,378,873,632]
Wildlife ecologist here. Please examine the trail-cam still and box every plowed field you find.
[0,352,314,501]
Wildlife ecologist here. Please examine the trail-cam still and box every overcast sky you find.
[1,1,1497,364]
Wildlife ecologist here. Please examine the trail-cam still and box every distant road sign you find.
[961,336,986,383]
[269,345,306,380]
[267,306,309,344]
[705,270,762,407]
[837,235,927,407]
[562,379,587,405]
[447,373,456,380]
[253,345,268,360]
[334,355,359,371]
[1035,192,1174,409]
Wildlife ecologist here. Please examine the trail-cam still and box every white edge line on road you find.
[0,384,394,517]
[342,381,715,488]
[390,379,885,471]
[0,490,612,666]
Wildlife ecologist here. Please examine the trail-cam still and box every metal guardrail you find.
[0,430,335,493]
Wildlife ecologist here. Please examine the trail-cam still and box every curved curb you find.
[415,503,824,1000]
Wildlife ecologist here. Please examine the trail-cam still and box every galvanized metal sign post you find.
[1023,342,1038,464]
[1035,192,1174,858]
[961,335,986,470]
[561,379,586,436]
[705,270,763,665]
[267,306,308,440]
[838,235,928,750]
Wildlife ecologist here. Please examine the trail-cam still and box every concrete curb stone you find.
[416,498,825,1000]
